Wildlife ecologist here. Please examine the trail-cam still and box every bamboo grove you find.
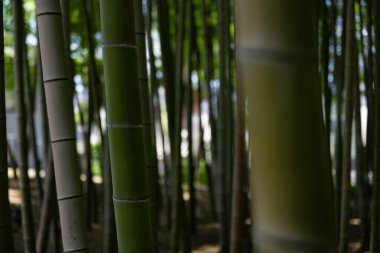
[1,0,380,252]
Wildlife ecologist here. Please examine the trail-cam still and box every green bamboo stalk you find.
[157,0,176,143]
[370,0,380,251]
[146,0,172,230]
[200,0,217,166]
[364,0,374,173]
[353,44,370,252]
[99,0,154,252]
[81,0,97,228]
[102,134,117,253]
[229,79,247,253]
[35,0,88,252]
[321,0,331,147]
[187,0,196,234]
[13,0,36,251]
[216,0,233,250]
[338,1,355,253]
[170,0,186,251]
[134,0,159,250]
[236,1,337,252]
[0,0,14,250]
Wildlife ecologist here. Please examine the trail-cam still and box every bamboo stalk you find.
[236,1,337,252]
[370,0,380,251]
[338,1,355,252]
[13,0,36,251]
[99,0,154,251]
[229,78,247,253]
[36,1,88,251]
[134,0,159,251]
[0,0,15,250]
[170,0,187,251]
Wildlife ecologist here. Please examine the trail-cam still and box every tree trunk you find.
[235,1,337,252]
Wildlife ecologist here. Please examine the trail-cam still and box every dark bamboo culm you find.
[0,0,15,251]
[14,0,36,251]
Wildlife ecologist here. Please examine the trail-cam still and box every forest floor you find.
[9,175,363,253]
[8,176,253,253]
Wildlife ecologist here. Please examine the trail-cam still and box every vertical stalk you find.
[370,0,380,251]
[187,0,196,234]
[102,134,117,253]
[99,0,154,252]
[229,80,247,253]
[236,0,337,252]
[0,0,14,250]
[338,0,355,252]
[170,0,186,251]
[36,0,88,251]
[13,0,36,251]
[216,0,232,250]
[157,0,176,143]
[134,0,159,250]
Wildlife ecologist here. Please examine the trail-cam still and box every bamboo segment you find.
[0,1,14,251]
[235,1,336,253]
[99,0,154,252]
[35,1,88,252]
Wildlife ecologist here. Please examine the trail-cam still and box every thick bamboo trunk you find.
[35,1,88,252]
[236,1,337,252]
[0,0,14,250]
[99,0,154,252]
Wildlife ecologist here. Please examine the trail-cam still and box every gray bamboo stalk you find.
[36,0,88,251]
[36,149,55,253]
[99,0,154,251]
[13,0,36,251]
[338,0,355,252]
[0,0,15,250]
[134,0,159,251]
